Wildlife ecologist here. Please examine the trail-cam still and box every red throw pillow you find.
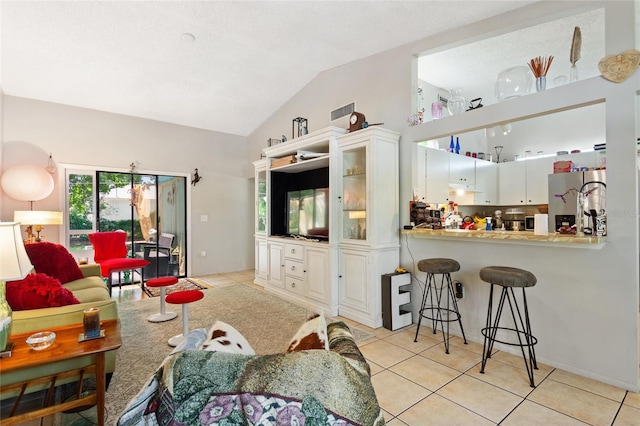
[6,273,80,311]
[25,242,84,284]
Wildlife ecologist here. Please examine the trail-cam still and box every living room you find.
[1,1,639,425]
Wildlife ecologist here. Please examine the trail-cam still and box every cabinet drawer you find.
[285,259,304,278]
[285,275,305,295]
[284,243,303,260]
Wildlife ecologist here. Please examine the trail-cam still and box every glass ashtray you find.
[26,331,56,351]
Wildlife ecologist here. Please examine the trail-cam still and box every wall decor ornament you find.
[292,117,308,138]
[598,49,640,83]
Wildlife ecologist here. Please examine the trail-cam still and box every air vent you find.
[331,103,355,121]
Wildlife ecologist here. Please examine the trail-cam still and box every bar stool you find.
[166,289,204,347]
[479,266,538,387]
[414,258,467,353]
[146,277,179,323]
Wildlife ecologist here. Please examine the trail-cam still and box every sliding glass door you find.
[66,169,187,281]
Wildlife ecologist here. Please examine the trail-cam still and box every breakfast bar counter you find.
[402,228,606,248]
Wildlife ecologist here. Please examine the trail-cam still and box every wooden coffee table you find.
[0,319,121,426]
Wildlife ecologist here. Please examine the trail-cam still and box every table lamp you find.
[14,210,64,243]
[0,222,34,354]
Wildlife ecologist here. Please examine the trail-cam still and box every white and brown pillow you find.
[200,320,255,355]
[285,313,329,352]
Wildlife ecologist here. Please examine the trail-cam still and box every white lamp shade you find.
[14,210,64,226]
[1,165,54,201]
[0,222,34,281]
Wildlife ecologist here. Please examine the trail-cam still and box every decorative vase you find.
[447,88,467,115]
[495,66,533,101]
[0,281,12,352]
[536,76,546,92]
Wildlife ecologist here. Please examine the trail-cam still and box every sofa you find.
[118,318,384,425]
[1,242,119,398]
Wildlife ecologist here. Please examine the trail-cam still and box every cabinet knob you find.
[291,249,296,254]
[290,265,296,271]
[291,282,296,288]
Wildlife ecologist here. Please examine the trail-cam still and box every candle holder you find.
[292,117,308,139]
[79,307,104,342]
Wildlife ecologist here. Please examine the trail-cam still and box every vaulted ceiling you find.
[1,1,540,136]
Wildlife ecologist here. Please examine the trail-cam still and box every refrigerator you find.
[547,170,606,233]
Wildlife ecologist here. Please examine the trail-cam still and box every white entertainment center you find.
[253,126,400,328]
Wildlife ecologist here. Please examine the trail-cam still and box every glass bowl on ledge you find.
[495,66,533,101]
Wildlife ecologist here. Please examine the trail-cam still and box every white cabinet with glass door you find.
[253,159,268,285]
[337,127,400,328]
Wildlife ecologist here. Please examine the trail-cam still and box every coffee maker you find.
[504,209,525,231]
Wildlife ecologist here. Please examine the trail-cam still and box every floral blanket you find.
[117,322,384,426]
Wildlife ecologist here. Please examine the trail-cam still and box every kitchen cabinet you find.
[424,147,450,203]
[474,160,498,205]
[525,156,555,204]
[498,161,526,204]
[498,157,554,205]
[449,154,476,190]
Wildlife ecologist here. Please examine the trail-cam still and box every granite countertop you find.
[402,228,607,248]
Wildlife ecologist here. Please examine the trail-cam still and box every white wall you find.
[1,96,254,276]
[246,1,639,390]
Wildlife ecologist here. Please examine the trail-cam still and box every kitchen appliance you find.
[548,170,606,233]
[524,216,535,231]
[504,209,525,231]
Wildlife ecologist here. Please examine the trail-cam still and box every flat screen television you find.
[286,188,329,240]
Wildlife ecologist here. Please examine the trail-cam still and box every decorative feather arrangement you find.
[570,26,582,66]
[528,56,554,77]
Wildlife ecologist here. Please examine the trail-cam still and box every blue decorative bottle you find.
[455,137,460,154]
[449,136,455,152]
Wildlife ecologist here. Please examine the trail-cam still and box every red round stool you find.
[146,277,179,323]
[165,290,204,347]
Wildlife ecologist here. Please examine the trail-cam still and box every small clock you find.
[349,112,366,132]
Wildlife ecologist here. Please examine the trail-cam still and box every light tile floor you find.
[201,270,640,425]
[334,316,640,426]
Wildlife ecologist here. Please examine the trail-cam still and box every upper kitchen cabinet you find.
[498,156,556,205]
[424,147,451,203]
[449,154,476,191]
[474,160,498,205]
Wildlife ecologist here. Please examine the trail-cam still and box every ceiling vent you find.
[331,103,355,122]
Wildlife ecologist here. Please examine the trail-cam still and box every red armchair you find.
[89,231,150,295]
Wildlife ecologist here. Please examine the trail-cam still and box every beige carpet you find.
[64,283,374,425]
